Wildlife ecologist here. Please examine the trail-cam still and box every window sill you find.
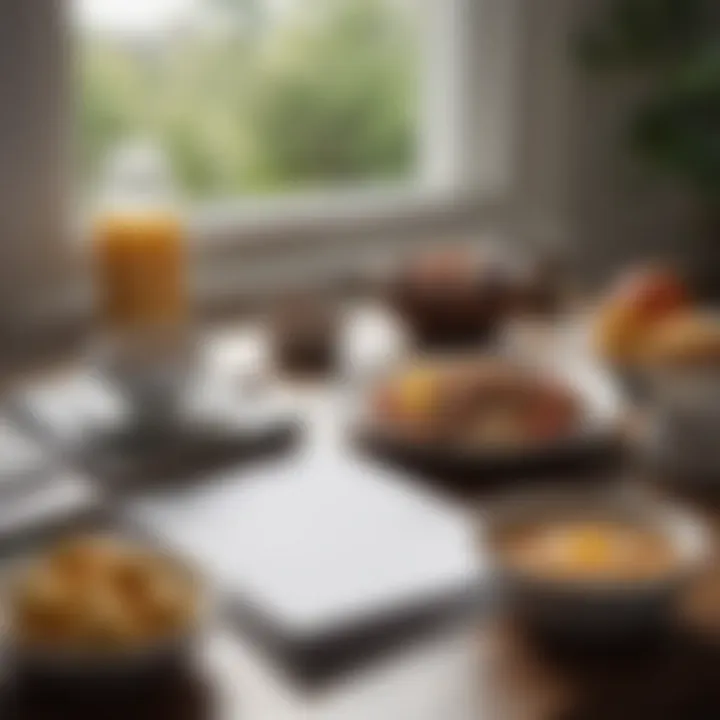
[8,182,509,358]
[187,183,509,307]
[189,183,507,258]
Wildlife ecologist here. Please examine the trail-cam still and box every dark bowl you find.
[387,249,513,350]
[2,543,209,689]
[354,358,626,490]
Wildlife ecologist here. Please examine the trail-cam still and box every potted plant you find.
[579,0,720,289]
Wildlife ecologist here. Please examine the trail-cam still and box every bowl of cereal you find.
[4,535,206,681]
[483,490,712,638]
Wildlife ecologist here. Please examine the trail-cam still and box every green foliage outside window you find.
[78,0,418,198]
[579,0,720,206]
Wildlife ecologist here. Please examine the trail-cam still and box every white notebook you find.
[127,455,485,638]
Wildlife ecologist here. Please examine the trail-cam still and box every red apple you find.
[613,267,688,323]
[595,266,690,362]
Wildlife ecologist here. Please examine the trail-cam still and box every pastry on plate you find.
[640,311,720,369]
[593,266,688,364]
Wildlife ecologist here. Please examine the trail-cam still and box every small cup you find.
[269,293,341,376]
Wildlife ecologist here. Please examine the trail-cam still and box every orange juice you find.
[93,211,188,333]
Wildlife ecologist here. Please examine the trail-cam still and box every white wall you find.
[0,0,72,333]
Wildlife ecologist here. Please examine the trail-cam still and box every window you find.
[0,0,523,330]
[74,0,420,201]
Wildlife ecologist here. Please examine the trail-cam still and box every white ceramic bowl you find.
[480,489,713,638]
[643,367,720,482]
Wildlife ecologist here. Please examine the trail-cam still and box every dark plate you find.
[355,423,624,487]
[7,371,301,494]
[353,362,626,491]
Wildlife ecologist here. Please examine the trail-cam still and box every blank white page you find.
[128,456,483,638]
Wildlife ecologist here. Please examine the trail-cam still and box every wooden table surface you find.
[4,311,720,720]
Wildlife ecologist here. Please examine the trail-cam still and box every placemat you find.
[10,370,300,492]
[0,417,101,554]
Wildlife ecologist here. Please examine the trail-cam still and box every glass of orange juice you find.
[92,142,194,426]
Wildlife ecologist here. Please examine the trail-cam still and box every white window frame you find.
[193,0,523,253]
[0,0,530,336]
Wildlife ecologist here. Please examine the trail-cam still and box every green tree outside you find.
[78,0,418,199]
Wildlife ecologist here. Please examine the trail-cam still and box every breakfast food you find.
[9,536,199,652]
[638,312,720,369]
[372,360,581,448]
[500,520,677,583]
[594,265,720,373]
[594,266,689,364]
